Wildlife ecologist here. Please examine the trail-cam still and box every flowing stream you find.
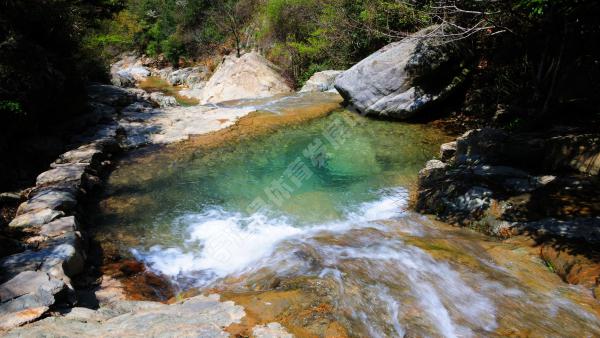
[92,93,600,337]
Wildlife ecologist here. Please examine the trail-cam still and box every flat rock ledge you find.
[3,293,295,337]
[3,294,245,337]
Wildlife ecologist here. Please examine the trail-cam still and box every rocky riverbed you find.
[0,49,344,334]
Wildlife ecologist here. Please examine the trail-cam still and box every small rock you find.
[252,322,293,338]
[0,192,22,204]
[41,243,85,281]
[0,305,49,330]
[9,208,64,228]
[52,144,103,168]
[455,128,508,165]
[36,164,87,188]
[440,141,457,162]
[16,189,77,216]
[0,271,50,302]
[472,165,530,179]
[149,92,178,107]
[0,291,55,315]
[0,243,85,284]
[40,216,79,237]
[0,251,46,282]
[453,186,494,213]
[418,159,448,181]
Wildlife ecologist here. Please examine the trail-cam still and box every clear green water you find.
[94,110,449,250]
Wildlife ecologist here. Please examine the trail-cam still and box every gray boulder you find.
[149,92,178,107]
[300,70,343,93]
[0,271,66,331]
[334,25,469,119]
[40,243,85,281]
[51,144,103,168]
[0,271,65,303]
[9,208,64,228]
[0,241,84,284]
[167,66,210,86]
[110,54,150,87]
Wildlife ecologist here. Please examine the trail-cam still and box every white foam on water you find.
[132,187,502,336]
[379,287,406,337]
[318,244,498,337]
[133,187,408,285]
[133,210,303,283]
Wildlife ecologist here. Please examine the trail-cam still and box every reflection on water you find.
[92,101,600,337]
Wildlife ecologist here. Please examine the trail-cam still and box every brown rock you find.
[0,306,49,330]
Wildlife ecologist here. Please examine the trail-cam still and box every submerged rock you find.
[300,70,343,93]
[335,25,469,119]
[199,52,292,104]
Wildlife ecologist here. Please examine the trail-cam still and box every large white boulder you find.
[199,52,292,104]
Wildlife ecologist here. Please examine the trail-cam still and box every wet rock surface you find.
[415,127,600,290]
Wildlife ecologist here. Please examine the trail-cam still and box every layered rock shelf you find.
[0,134,120,330]
[415,127,600,289]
